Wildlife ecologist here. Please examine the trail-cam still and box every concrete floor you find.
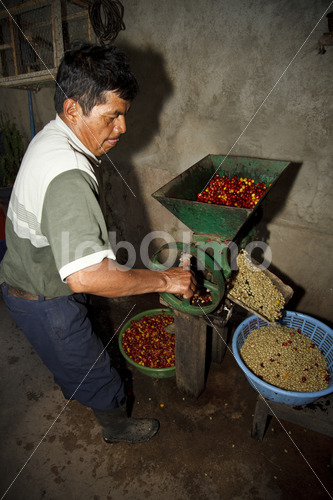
[0,292,332,500]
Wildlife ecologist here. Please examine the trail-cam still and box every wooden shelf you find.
[318,32,333,54]
[0,0,93,89]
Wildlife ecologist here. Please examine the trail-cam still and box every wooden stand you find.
[159,296,230,397]
[251,394,333,464]
[172,308,228,397]
[173,310,207,397]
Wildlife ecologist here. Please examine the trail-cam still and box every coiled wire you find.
[89,0,125,45]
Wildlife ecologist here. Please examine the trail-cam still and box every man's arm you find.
[66,258,196,298]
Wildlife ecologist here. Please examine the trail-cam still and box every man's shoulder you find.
[27,116,98,173]
[12,117,98,211]
[30,117,72,152]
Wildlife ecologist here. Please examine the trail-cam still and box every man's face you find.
[73,91,130,157]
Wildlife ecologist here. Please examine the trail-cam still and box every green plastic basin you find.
[118,308,176,378]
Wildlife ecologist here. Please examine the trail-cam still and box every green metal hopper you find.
[152,154,290,242]
[151,154,292,318]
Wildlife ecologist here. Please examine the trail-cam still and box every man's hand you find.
[160,267,197,299]
[66,258,197,299]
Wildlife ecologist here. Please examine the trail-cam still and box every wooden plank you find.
[204,309,230,364]
[210,324,228,364]
[251,396,272,441]
[67,0,90,9]
[0,25,9,76]
[22,10,89,30]
[251,394,333,441]
[174,309,207,398]
[0,67,57,87]
[8,15,20,76]
[51,0,63,69]
[88,11,92,42]
[0,0,50,20]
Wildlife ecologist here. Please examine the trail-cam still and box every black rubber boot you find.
[93,403,159,444]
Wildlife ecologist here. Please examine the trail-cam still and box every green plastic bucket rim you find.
[118,307,176,378]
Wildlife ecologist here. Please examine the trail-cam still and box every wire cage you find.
[0,0,96,90]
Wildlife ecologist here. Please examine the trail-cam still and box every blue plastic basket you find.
[232,311,333,406]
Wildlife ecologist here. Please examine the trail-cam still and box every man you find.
[0,44,196,444]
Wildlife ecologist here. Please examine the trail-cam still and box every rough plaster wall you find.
[0,0,332,322]
[106,0,333,323]
[0,86,55,146]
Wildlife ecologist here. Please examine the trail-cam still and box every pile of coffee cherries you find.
[122,312,175,369]
[196,174,270,209]
[190,289,213,306]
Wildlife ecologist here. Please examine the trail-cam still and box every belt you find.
[7,285,54,300]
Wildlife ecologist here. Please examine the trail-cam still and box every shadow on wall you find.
[234,160,302,250]
[252,161,305,311]
[99,44,173,267]
[258,162,302,230]
[232,161,305,311]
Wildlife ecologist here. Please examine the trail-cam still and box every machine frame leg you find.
[174,309,207,398]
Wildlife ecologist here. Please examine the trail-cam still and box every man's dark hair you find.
[54,43,139,115]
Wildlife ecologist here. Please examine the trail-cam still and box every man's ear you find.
[62,98,80,124]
